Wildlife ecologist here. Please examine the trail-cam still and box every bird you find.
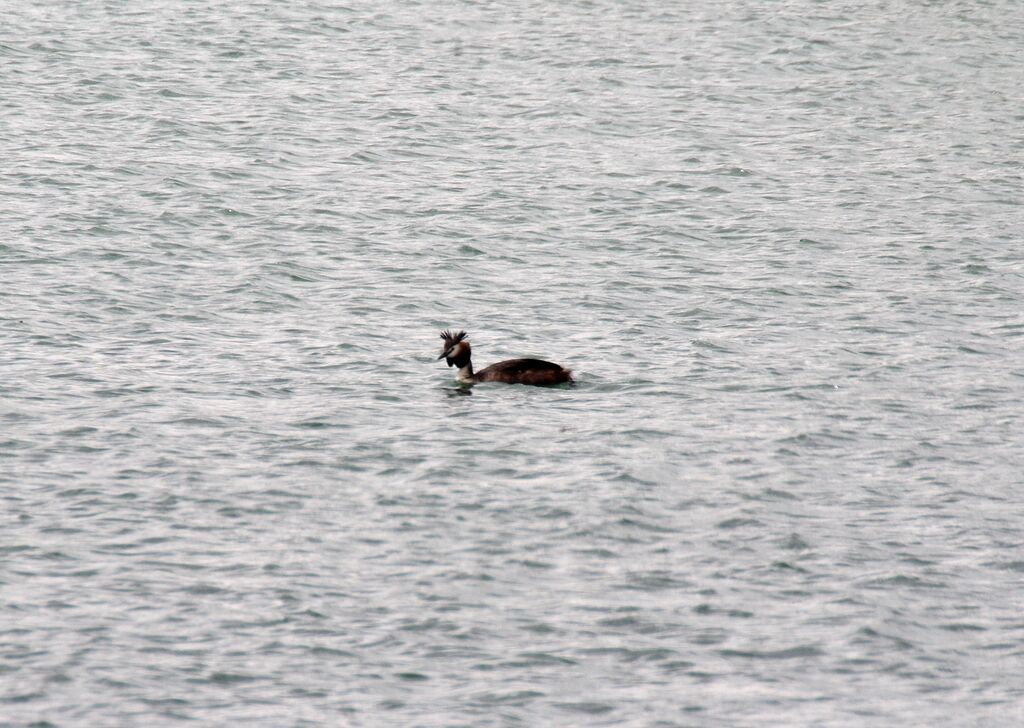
[437,330,573,386]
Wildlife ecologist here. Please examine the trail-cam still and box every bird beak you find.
[437,350,449,360]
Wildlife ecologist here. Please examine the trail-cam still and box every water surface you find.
[3,1,1023,725]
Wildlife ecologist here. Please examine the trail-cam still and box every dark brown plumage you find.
[437,331,572,386]
[475,358,571,385]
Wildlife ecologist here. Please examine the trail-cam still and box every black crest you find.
[440,330,468,345]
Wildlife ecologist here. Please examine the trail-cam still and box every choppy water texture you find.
[3,1,1024,725]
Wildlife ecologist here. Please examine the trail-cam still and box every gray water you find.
[3,1,1023,725]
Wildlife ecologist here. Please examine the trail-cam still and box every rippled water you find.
[3,1,1023,725]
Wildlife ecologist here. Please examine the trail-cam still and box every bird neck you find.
[454,351,474,382]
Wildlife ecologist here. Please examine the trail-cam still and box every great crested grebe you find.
[437,330,573,386]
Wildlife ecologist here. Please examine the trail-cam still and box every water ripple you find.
[2,0,1023,726]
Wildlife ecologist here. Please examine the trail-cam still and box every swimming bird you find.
[437,330,573,386]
